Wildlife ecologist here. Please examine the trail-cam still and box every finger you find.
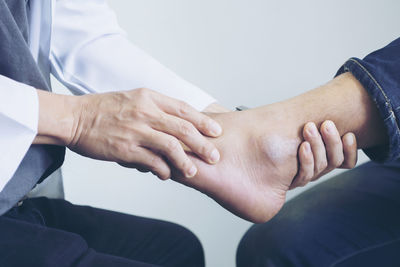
[290,142,314,190]
[303,122,328,175]
[153,93,223,137]
[340,132,358,169]
[140,130,198,178]
[320,120,344,171]
[119,148,171,180]
[153,114,220,164]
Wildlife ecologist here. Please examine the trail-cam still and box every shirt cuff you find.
[0,75,38,192]
[335,58,397,162]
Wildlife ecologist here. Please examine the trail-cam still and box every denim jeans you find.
[237,160,400,267]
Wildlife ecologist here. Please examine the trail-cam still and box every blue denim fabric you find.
[336,38,400,162]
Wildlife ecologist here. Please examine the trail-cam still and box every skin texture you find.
[34,88,223,179]
[172,72,386,223]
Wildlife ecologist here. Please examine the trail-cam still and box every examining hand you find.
[64,88,222,179]
[291,120,358,189]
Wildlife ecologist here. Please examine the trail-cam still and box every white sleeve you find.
[0,75,38,192]
[50,0,216,111]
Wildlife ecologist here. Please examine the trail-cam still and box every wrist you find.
[34,90,83,146]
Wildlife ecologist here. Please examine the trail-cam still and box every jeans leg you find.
[0,215,156,267]
[24,197,204,267]
[237,160,400,267]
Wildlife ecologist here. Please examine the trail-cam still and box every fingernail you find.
[306,123,318,137]
[210,122,222,136]
[324,121,335,134]
[344,134,354,146]
[186,165,197,178]
[210,149,220,163]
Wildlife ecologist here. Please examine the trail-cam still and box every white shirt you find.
[0,0,216,192]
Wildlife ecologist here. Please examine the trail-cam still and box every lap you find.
[1,197,204,267]
[237,160,400,267]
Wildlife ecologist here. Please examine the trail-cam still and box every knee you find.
[165,223,205,267]
[237,222,287,267]
[237,214,322,267]
[179,226,204,266]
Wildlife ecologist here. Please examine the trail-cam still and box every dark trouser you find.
[237,160,400,267]
[0,197,204,267]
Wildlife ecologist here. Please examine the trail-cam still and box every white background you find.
[52,1,400,266]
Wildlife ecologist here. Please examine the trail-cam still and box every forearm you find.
[33,90,78,146]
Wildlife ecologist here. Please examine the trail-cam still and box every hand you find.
[67,88,222,179]
[291,120,357,189]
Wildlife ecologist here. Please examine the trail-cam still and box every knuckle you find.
[156,112,168,123]
[198,143,212,156]
[136,87,150,97]
[198,117,211,132]
[134,88,154,104]
[149,158,170,180]
[176,101,191,117]
[178,158,192,172]
[115,143,130,158]
[316,160,328,173]
[149,155,163,169]
[165,137,180,153]
[178,121,196,137]
[127,142,139,154]
[132,106,153,120]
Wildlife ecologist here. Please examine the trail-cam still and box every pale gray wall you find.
[52,1,400,266]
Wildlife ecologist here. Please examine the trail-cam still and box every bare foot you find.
[172,73,385,223]
[173,106,302,223]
